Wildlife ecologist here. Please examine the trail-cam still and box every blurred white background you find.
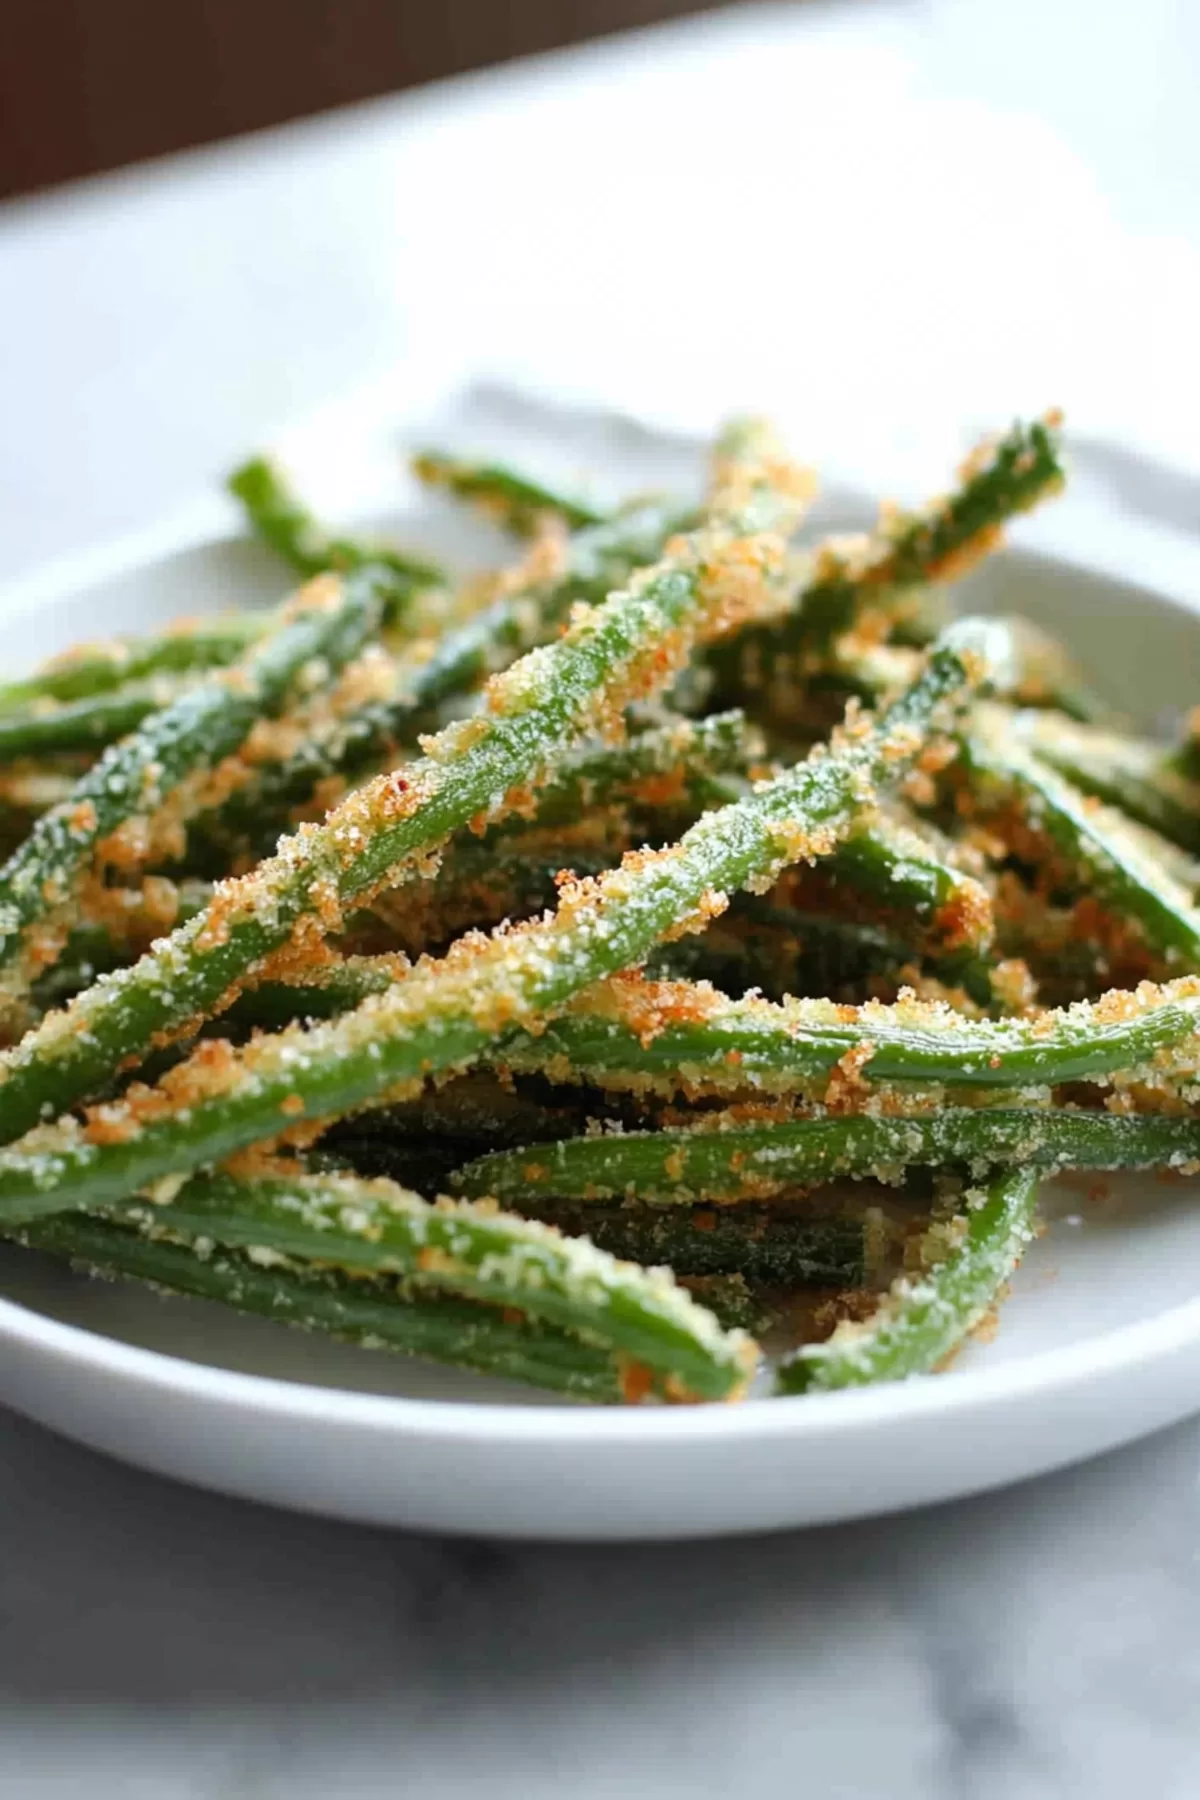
[1,0,1198,585]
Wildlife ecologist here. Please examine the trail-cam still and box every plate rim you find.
[4,1267,1200,1446]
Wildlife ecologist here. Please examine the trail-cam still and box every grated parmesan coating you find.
[0,571,381,1020]
[0,424,812,1142]
[778,1165,1040,1390]
[452,1106,1200,1209]
[111,1164,756,1402]
[486,971,1200,1099]
[0,623,990,1216]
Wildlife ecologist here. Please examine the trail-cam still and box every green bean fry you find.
[0,405,1192,1405]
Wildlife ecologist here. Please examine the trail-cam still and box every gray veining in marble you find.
[1,1405,1199,1799]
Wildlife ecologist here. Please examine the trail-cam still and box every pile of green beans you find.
[707,414,1066,712]
[0,570,385,1024]
[0,406,1194,1405]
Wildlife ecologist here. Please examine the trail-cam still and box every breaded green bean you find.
[106,1167,757,1402]
[411,449,606,536]
[776,1166,1039,1390]
[0,571,382,1010]
[0,615,265,712]
[17,1211,622,1400]
[0,423,809,1137]
[520,1201,866,1286]
[1020,710,1200,858]
[228,455,444,594]
[486,972,1200,1096]
[451,1108,1200,1205]
[710,414,1066,698]
[0,623,989,1204]
[231,964,1200,1096]
[964,706,1200,970]
[0,684,187,759]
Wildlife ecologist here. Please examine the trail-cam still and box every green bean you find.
[0,684,189,759]
[776,1166,1039,1391]
[176,500,709,872]
[411,449,607,535]
[228,456,444,593]
[15,1212,621,1400]
[246,489,667,783]
[347,715,760,953]
[965,707,1200,970]
[241,958,1200,1096]
[815,814,994,948]
[1020,712,1200,858]
[521,1201,866,1286]
[0,615,266,713]
[452,1107,1200,1205]
[184,703,755,880]
[104,1168,756,1402]
[0,621,990,1200]
[381,500,702,710]
[0,571,383,1008]
[806,416,1065,628]
[711,415,1066,695]
[483,973,1200,1097]
[30,881,213,1011]
[500,710,758,832]
[351,712,760,951]
[361,840,618,959]
[178,504,712,874]
[0,423,808,1137]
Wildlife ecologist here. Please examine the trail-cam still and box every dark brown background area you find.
[0,0,730,201]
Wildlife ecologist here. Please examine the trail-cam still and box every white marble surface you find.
[2,1406,1200,1798]
[3,0,1200,1791]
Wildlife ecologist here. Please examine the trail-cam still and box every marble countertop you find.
[3,1,1200,1791]
[3,1405,1199,1798]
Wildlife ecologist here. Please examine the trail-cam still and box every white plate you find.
[0,388,1198,1541]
